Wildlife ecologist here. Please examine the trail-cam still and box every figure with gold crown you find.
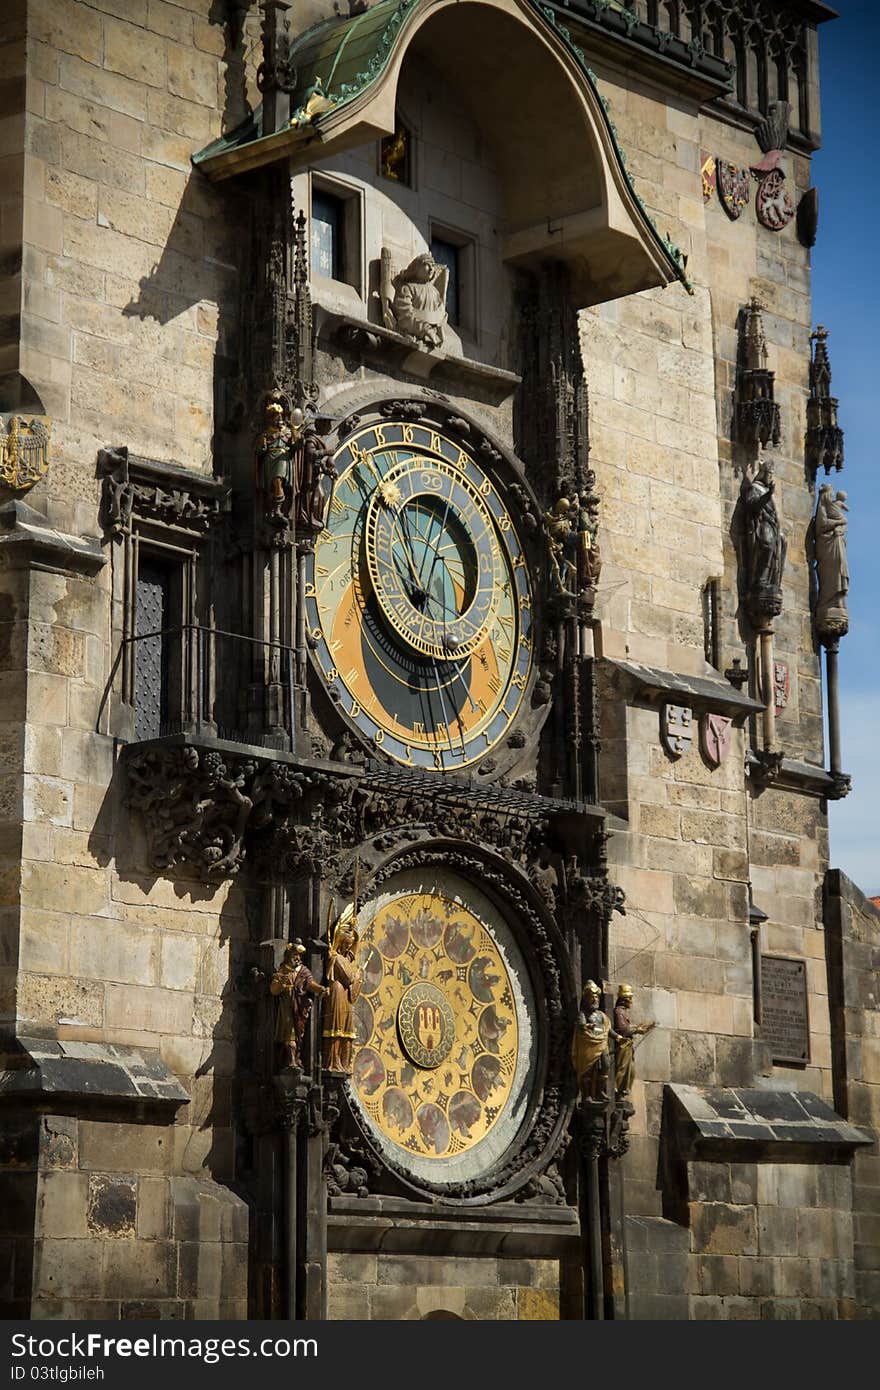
[612,984,654,1099]
[571,980,615,1103]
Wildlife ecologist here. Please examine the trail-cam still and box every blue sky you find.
[812,0,879,894]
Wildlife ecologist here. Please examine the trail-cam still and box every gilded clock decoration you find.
[397,982,456,1069]
[305,417,533,771]
[345,885,523,1164]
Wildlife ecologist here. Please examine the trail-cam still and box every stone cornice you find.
[0,499,105,577]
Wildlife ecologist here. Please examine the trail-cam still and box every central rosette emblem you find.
[397,982,456,1069]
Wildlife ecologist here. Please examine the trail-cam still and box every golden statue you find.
[571,980,614,1102]
[269,938,327,1070]
[612,984,654,1099]
[322,914,363,1075]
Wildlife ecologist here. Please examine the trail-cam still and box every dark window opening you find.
[134,559,171,741]
[430,236,460,327]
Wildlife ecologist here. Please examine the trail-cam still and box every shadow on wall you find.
[87,749,256,1188]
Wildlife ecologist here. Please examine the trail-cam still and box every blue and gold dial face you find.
[305,419,533,771]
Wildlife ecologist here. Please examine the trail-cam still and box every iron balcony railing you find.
[115,623,297,749]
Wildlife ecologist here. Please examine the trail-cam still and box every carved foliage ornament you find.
[0,416,50,492]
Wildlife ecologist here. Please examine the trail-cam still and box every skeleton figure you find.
[543,497,577,598]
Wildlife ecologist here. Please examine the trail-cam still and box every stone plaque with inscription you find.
[761,955,810,1064]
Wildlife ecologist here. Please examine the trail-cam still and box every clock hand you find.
[430,657,467,759]
[420,487,454,592]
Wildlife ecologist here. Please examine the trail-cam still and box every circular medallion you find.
[397,982,456,1069]
[344,867,535,1188]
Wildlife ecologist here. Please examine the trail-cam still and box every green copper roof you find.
[192,0,689,289]
[193,0,417,162]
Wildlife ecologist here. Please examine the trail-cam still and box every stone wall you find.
[326,1251,560,1320]
[825,871,880,1318]
[1,1107,248,1319]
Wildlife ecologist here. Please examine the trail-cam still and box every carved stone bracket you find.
[125,738,603,883]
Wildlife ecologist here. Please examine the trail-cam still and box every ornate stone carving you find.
[515,262,590,508]
[809,484,849,642]
[380,249,448,350]
[736,300,780,451]
[805,326,844,479]
[125,746,594,885]
[125,746,353,879]
[738,461,786,623]
[97,448,227,539]
[0,415,50,493]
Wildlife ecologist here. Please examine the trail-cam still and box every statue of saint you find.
[612,984,654,1099]
[322,919,363,1074]
[389,253,448,350]
[571,980,614,1102]
[577,488,602,590]
[543,497,577,598]
[739,461,786,616]
[294,423,336,535]
[269,938,327,1070]
[256,398,296,524]
[811,484,849,637]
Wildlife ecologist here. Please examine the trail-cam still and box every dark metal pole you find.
[825,638,842,774]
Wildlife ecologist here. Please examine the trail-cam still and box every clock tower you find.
[165,0,689,1318]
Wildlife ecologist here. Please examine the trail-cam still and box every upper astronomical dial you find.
[364,456,503,661]
[305,417,533,773]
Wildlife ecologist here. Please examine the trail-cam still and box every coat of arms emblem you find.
[755,168,795,230]
[700,713,733,769]
[661,704,693,759]
[717,161,750,220]
[701,152,716,202]
[0,415,50,493]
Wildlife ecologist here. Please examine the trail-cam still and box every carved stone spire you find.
[737,299,781,451]
[805,326,844,479]
[257,1,297,135]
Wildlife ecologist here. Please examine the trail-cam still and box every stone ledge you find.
[317,308,522,405]
[665,1083,872,1163]
[0,499,105,577]
[606,658,764,719]
[328,1196,578,1257]
[0,1037,189,1117]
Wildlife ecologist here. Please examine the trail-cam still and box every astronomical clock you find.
[294,395,581,1208]
[305,415,533,773]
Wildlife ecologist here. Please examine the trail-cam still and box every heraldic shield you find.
[700,713,733,769]
[0,416,50,492]
[717,161,750,220]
